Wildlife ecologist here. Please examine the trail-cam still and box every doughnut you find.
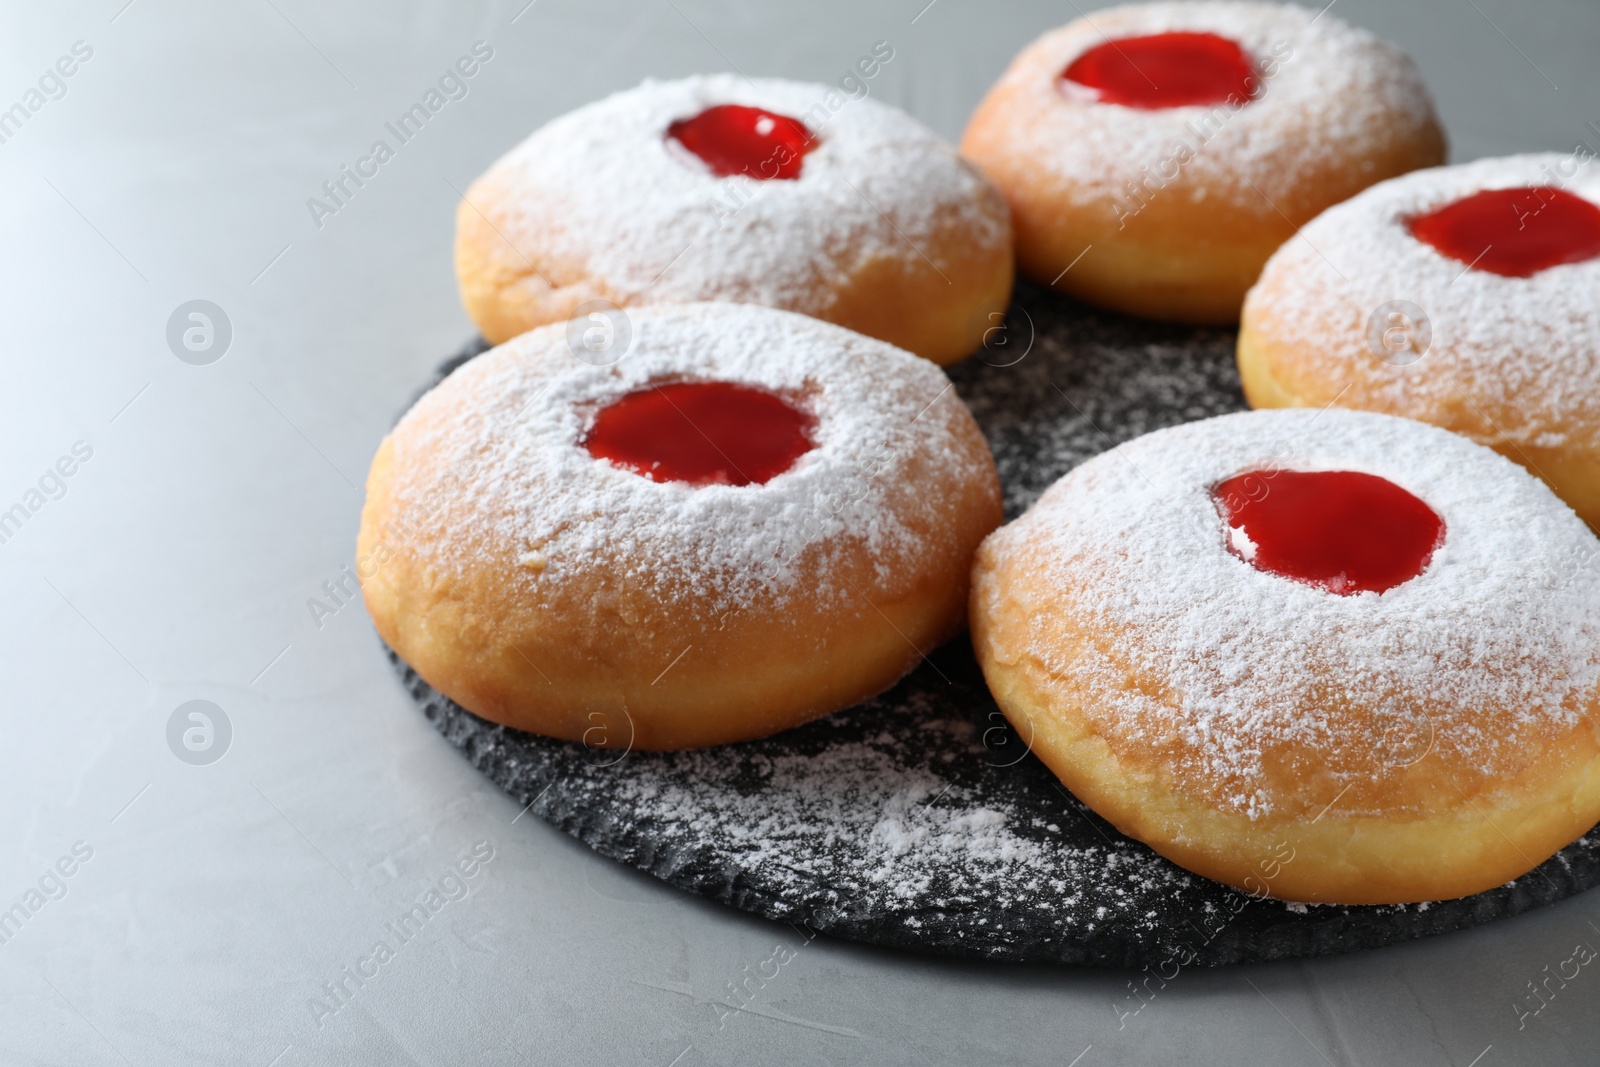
[359,303,1002,750]
[455,74,1013,365]
[970,408,1600,904]
[1240,153,1600,531]
[960,1,1445,324]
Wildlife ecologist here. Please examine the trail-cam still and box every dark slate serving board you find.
[388,283,1600,967]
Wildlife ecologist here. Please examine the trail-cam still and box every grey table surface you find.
[3,0,1599,1063]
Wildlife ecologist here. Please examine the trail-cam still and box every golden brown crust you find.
[971,519,1600,905]
[959,3,1446,324]
[358,306,1004,750]
[455,179,1015,367]
[454,76,1014,366]
[454,190,616,353]
[963,121,1443,324]
[798,223,1015,367]
[362,442,999,751]
[968,407,1600,904]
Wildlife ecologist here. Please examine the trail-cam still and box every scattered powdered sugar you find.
[472,74,1007,315]
[384,302,989,612]
[409,640,1238,963]
[980,407,1600,818]
[980,1,1439,207]
[1247,153,1600,447]
[607,703,1069,905]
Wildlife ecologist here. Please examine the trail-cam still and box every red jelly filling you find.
[1407,186,1600,278]
[1061,32,1257,109]
[1213,470,1444,595]
[667,104,813,180]
[584,381,815,486]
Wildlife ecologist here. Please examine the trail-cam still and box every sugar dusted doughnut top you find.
[383,303,993,614]
[980,1,1439,209]
[1246,153,1600,449]
[468,74,1007,313]
[976,409,1600,819]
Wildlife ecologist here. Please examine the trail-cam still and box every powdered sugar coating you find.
[983,1,1439,209]
[981,408,1600,818]
[472,74,1007,314]
[1246,153,1600,448]
[385,303,990,612]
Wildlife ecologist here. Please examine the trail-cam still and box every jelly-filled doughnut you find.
[1240,153,1600,530]
[970,409,1600,904]
[359,303,1002,750]
[455,75,1013,365]
[960,2,1444,324]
